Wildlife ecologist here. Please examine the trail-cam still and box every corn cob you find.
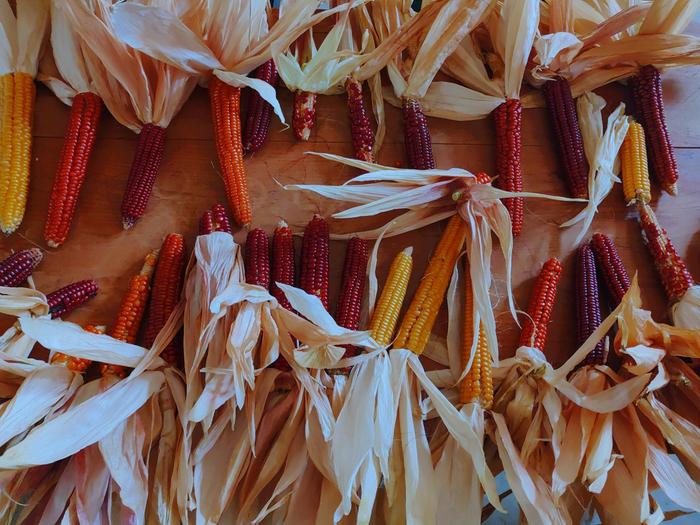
[0,248,43,287]
[637,202,694,302]
[293,90,317,141]
[199,203,233,235]
[576,243,605,365]
[542,78,589,199]
[50,324,104,373]
[334,237,369,363]
[209,76,252,226]
[346,78,374,163]
[143,234,185,366]
[0,72,36,234]
[395,215,466,354]
[518,258,562,351]
[245,228,271,289]
[402,97,435,170]
[299,215,330,310]
[620,122,651,205]
[591,233,631,307]
[44,92,103,247]
[271,220,295,312]
[46,279,98,319]
[493,98,524,236]
[120,123,166,229]
[369,247,413,347]
[629,65,678,195]
[243,59,278,154]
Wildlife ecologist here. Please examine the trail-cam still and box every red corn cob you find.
[271,220,295,312]
[199,203,233,235]
[576,243,605,365]
[293,91,317,141]
[120,123,166,230]
[46,279,98,319]
[245,228,271,289]
[542,78,589,199]
[0,248,43,287]
[493,98,524,236]
[591,233,631,307]
[335,237,369,363]
[299,215,330,310]
[44,92,103,247]
[243,59,278,154]
[630,65,678,195]
[519,258,562,352]
[143,234,186,366]
[402,97,436,170]
[346,78,374,163]
[637,203,694,302]
[50,324,104,373]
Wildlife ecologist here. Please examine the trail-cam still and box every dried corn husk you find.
[0,0,49,77]
[672,285,700,330]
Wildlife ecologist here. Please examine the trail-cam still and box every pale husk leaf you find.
[671,285,700,330]
[639,0,700,35]
[501,0,540,99]
[14,0,49,76]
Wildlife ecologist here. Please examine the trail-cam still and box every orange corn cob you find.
[245,228,271,289]
[346,78,374,162]
[199,203,233,235]
[0,248,42,287]
[51,324,104,373]
[576,243,605,365]
[335,237,369,363]
[299,215,330,310]
[210,76,252,226]
[620,122,651,205]
[591,233,631,307]
[518,258,562,351]
[44,92,103,246]
[402,97,435,170]
[46,280,98,319]
[243,59,278,154]
[271,220,295,312]
[493,99,524,236]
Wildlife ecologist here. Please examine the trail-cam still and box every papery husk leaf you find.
[0,1,16,75]
[14,0,49,76]
[648,437,700,512]
[443,34,502,98]
[0,286,49,317]
[501,0,539,99]
[47,0,91,97]
[581,5,650,50]
[672,285,700,330]
[400,81,504,121]
[639,0,700,35]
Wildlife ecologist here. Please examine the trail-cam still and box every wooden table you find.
[3,35,700,367]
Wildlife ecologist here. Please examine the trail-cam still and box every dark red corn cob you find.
[244,59,278,154]
[591,233,631,307]
[199,203,233,235]
[271,220,295,312]
[575,243,605,365]
[299,215,330,310]
[638,203,694,302]
[519,258,562,352]
[0,248,43,287]
[402,97,436,170]
[335,237,369,362]
[630,65,678,195]
[245,229,271,289]
[346,78,375,163]
[120,123,166,230]
[542,78,589,199]
[46,279,98,319]
[493,98,524,236]
[293,91,317,141]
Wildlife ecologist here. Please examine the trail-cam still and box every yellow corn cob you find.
[395,215,467,354]
[621,122,651,205]
[369,247,414,346]
[0,73,35,234]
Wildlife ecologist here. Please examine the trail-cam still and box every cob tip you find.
[403,246,413,257]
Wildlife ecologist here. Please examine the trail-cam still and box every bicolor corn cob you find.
[518,258,562,351]
[493,98,524,236]
[638,202,694,302]
[542,78,589,199]
[46,279,98,319]
[143,234,185,366]
[102,250,158,377]
[459,268,492,408]
[50,324,104,373]
[121,123,166,229]
[243,59,278,154]
[245,228,271,289]
[0,72,35,234]
[199,203,233,235]
[335,237,369,361]
[0,248,42,287]
[271,220,295,312]
[369,247,413,346]
[591,233,631,307]
[346,78,374,162]
[210,76,252,226]
[44,92,103,246]
[395,215,466,354]
[293,91,317,141]
[576,243,605,365]
[299,215,330,310]
[630,65,678,195]
[620,122,651,205]
[402,97,435,170]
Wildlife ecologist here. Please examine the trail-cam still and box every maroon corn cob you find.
[575,243,605,365]
[46,279,98,319]
[630,66,678,195]
[335,237,369,362]
[346,78,375,163]
[519,258,562,352]
[542,78,589,199]
[0,248,43,287]
[271,220,295,312]
[591,233,631,307]
[245,228,271,289]
[299,215,330,310]
[120,123,166,230]
[243,59,278,154]
[199,203,233,235]
[293,91,317,141]
[402,97,436,170]
[637,202,694,302]
[493,98,524,237]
